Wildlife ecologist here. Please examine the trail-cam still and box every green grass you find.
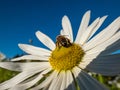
[0,67,19,83]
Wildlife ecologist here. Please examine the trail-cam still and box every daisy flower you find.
[0,10,120,90]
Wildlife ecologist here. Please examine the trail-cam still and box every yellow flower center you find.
[49,43,85,71]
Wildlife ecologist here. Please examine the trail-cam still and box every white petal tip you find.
[63,15,68,19]
[18,44,25,49]
[86,10,91,14]
[18,43,22,46]
[35,31,41,35]
[62,15,69,22]
[104,15,108,18]
[101,15,108,20]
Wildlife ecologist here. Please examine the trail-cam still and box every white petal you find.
[54,73,64,90]
[49,72,64,90]
[11,55,49,61]
[36,31,56,50]
[79,17,100,45]
[72,67,108,90]
[9,68,51,90]
[60,71,66,90]
[0,62,22,71]
[85,31,120,55]
[88,16,108,40]
[75,10,90,44]
[85,54,120,76]
[18,44,51,56]
[72,67,82,77]
[0,62,50,72]
[30,71,58,90]
[83,17,120,51]
[66,70,76,90]
[62,16,73,42]
[20,62,50,71]
[0,65,48,90]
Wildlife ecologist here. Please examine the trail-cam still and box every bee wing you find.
[60,29,64,35]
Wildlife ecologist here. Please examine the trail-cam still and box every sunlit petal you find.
[60,71,66,90]
[62,16,73,42]
[49,72,64,90]
[85,31,120,55]
[18,44,51,56]
[80,16,107,45]
[30,71,58,90]
[36,31,56,50]
[79,17,100,45]
[84,17,120,51]
[88,16,108,40]
[9,68,51,90]
[0,62,50,71]
[11,55,49,61]
[75,10,90,44]
[66,70,76,90]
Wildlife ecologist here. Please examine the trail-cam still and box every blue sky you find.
[0,0,120,58]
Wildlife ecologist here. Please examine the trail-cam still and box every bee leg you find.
[56,41,61,48]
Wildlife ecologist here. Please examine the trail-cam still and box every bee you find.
[56,35,72,48]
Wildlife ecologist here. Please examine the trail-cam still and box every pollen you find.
[49,43,85,71]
